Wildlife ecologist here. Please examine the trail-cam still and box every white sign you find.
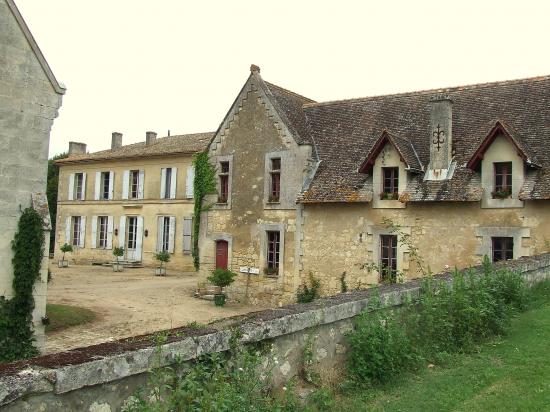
[249,267,260,275]
[239,266,249,273]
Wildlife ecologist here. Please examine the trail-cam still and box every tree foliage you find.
[47,152,68,251]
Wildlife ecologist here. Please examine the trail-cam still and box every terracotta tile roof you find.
[56,132,214,164]
[298,75,550,203]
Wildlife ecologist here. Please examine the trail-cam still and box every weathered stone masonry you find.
[1,254,549,411]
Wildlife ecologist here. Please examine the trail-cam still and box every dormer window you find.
[493,162,512,199]
[381,167,399,200]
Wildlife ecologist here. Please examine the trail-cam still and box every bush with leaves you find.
[297,273,321,303]
[60,243,73,263]
[154,250,170,270]
[0,208,44,362]
[207,268,237,291]
[113,246,124,263]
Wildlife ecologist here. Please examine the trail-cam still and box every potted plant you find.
[58,243,73,268]
[154,250,170,276]
[217,195,228,204]
[492,189,512,199]
[380,192,399,200]
[113,246,124,272]
[268,195,280,203]
[264,266,278,277]
[207,268,237,306]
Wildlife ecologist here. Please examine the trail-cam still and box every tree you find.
[47,152,68,252]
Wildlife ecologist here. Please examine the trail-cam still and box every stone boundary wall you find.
[2,254,550,411]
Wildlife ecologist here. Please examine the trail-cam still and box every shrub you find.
[297,273,321,303]
[207,268,237,290]
[340,272,348,293]
[60,243,73,262]
[113,246,124,263]
[154,250,170,269]
[347,296,419,385]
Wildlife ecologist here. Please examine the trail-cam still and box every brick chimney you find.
[425,94,454,180]
[145,131,157,145]
[111,132,122,149]
[68,141,87,155]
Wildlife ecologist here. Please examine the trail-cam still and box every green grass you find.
[332,281,550,412]
[45,303,96,333]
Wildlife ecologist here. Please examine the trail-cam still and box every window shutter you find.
[157,216,164,252]
[106,216,114,249]
[135,216,144,260]
[170,167,177,199]
[183,217,192,253]
[122,170,130,199]
[185,165,195,199]
[65,216,71,243]
[81,173,87,200]
[168,216,176,253]
[91,216,97,248]
[79,216,86,248]
[138,170,145,199]
[94,172,101,200]
[160,168,166,198]
[68,174,75,200]
[119,216,126,248]
[108,171,114,200]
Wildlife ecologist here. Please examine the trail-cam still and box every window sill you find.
[266,201,281,205]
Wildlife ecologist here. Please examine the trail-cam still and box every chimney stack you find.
[146,131,157,145]
[111,132,123,149]
[425,94,454,180]
[250,64,260,74]
[68,141,87,155]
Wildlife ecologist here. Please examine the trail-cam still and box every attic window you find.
[493,162,512,198]
[381,167,399,200]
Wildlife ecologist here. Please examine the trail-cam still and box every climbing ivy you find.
[0,208,44,362]
[192,152,216,270]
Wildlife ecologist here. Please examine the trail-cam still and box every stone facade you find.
[0,0,65,349]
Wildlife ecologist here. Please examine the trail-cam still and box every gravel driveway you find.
[45,264,265,354]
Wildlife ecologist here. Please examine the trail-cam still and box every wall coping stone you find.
[1,253,550,406]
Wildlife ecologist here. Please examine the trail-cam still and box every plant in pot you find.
[207,268,237,307]
[58,243,73,268]
[154,250,170,276]
[112,246,124,272]
[492,189,512,199]
[264,266,278,277]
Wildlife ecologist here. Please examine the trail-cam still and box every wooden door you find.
[215,240,228,270]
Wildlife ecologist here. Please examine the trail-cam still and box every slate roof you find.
[263,81,316,146]
[56,132,214,164]
[298,75,550,202]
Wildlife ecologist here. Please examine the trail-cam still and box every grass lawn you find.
[335,282,550,412]
[45,303,96,333]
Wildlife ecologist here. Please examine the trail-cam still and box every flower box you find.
[380,192,399,200]
[492,190,512,199]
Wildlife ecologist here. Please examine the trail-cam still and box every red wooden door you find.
[215,240,228,270]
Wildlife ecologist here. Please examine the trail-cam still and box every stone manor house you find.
[56,65,550,305]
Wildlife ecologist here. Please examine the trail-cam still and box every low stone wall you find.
[2,254,550,411]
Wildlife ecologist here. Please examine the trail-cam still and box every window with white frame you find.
[98,216,109,248]
[130,170,140,199]
[182,216,193,254]
[101,172,110,200]
[160,167,177,199]
[157,216,175,253]
[69,172,86,200]
[72,216,81,246]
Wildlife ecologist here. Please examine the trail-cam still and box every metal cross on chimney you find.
[432,124,445,151]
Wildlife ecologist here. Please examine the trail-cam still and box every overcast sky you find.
[15,0,550,157]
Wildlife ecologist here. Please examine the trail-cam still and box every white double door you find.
[119,216,143,261]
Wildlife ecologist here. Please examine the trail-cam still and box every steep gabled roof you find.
[358,130,423,174]
[6,0,65,94]
[299,75,550,203]
[56,132,214,165]
[209,65,316,152]
[466,120,541,169]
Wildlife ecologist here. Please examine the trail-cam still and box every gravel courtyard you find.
[45,264,266,354]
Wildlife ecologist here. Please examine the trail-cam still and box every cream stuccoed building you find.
[54,132,212,271]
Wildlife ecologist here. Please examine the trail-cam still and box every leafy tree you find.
[47,152,68,251]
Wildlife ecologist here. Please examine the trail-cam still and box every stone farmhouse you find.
[1,0,65,348]
[54,132,212,270]
[56,65,550,306]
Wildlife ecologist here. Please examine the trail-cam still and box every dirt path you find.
[45,265,266,354]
